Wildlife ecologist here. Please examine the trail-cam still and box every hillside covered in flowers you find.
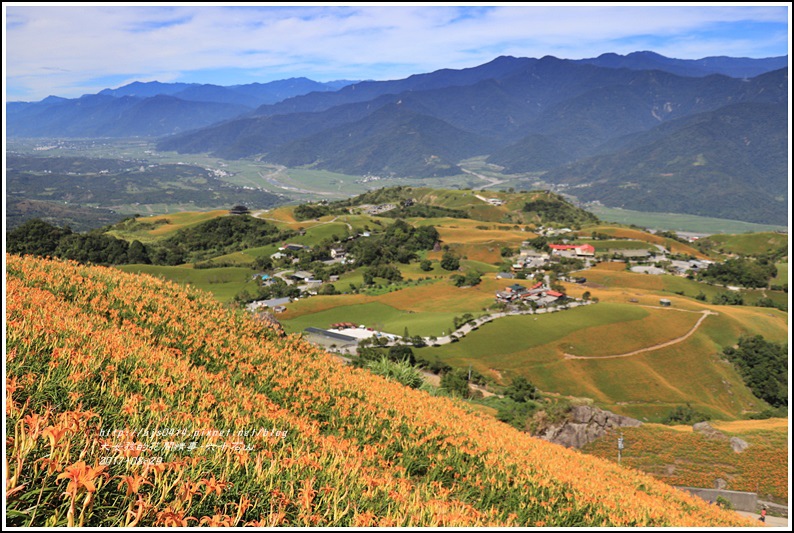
[5,254,754,527]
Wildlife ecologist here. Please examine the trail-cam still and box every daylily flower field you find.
[5,254,754,527]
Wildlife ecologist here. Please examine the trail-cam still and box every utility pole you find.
[617,432,624,465]
[468,365,472,381]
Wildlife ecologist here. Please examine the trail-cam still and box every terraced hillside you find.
[6,254,754,527]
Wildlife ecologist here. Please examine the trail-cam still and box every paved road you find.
[422,301,595,346]
[736,510,788,527]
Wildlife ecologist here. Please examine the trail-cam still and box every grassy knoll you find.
[588,206,787,234]
[581,421,788,502]
[459,258,502,273]
[107,210,228,243]
[434,225,527,246]
[705,232,789,257]
[115,264,256,302]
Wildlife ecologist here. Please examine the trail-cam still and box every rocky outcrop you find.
[693,422,727,440]
[537,405,642,449]
[253,310,286,336]
[730,436,750,453]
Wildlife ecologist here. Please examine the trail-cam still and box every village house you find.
[245,296,291,313]
[290,270,316,283]
[280,243,309,253]
[330,246,347,259]
[549,243,595,257]
[495,281,549,303]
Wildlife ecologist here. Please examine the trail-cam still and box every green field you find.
[706,232,789,256]
[115,264,256,302]
[776,263,788,280]
[281,301,460,338]
[414,301,778,421]
[588,206,788,234]
[415,303,647,368]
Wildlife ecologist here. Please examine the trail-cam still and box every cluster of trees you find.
[494,377,575,434]
[451,271,482,287]
[521,193,598,227]
[711,291,745,306]
[8,219,149,266]
[349,220,439,267]
[698,257,777,288]
[723,335,787,408]
[157,215,292,264]
[662,403,709,425]
[293,203,337,221]
[362,264,403,285]
[233,277,301,304]
[523,236,551,253]
[381,204,467,219]
[440,251,460,271]
[8,216,293,267]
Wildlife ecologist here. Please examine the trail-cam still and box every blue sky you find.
[4,4,790,101]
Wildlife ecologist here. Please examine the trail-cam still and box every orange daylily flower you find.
[56,461,107,498]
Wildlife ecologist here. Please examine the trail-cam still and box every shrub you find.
[365,357,424,389]
[662,403,709,425]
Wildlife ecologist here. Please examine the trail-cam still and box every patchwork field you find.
[281,278,504,337]
[581,420,789,502]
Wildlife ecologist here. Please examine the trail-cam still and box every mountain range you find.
[6,78,357,137]
[6,51,789,225]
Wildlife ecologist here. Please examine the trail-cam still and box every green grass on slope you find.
[115,264,257,302]
[281,301,460,338]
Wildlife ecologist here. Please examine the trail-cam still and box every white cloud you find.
[4,4,789,100]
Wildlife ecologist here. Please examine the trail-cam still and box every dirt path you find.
[563,310,717,360]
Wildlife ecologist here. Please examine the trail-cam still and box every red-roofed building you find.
[546,290,565,298]
[575,244,595,256]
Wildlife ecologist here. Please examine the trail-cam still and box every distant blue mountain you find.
[575,51,788,78]
[6,77,359,138]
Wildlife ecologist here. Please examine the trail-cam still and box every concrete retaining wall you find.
[676,487,757,512]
